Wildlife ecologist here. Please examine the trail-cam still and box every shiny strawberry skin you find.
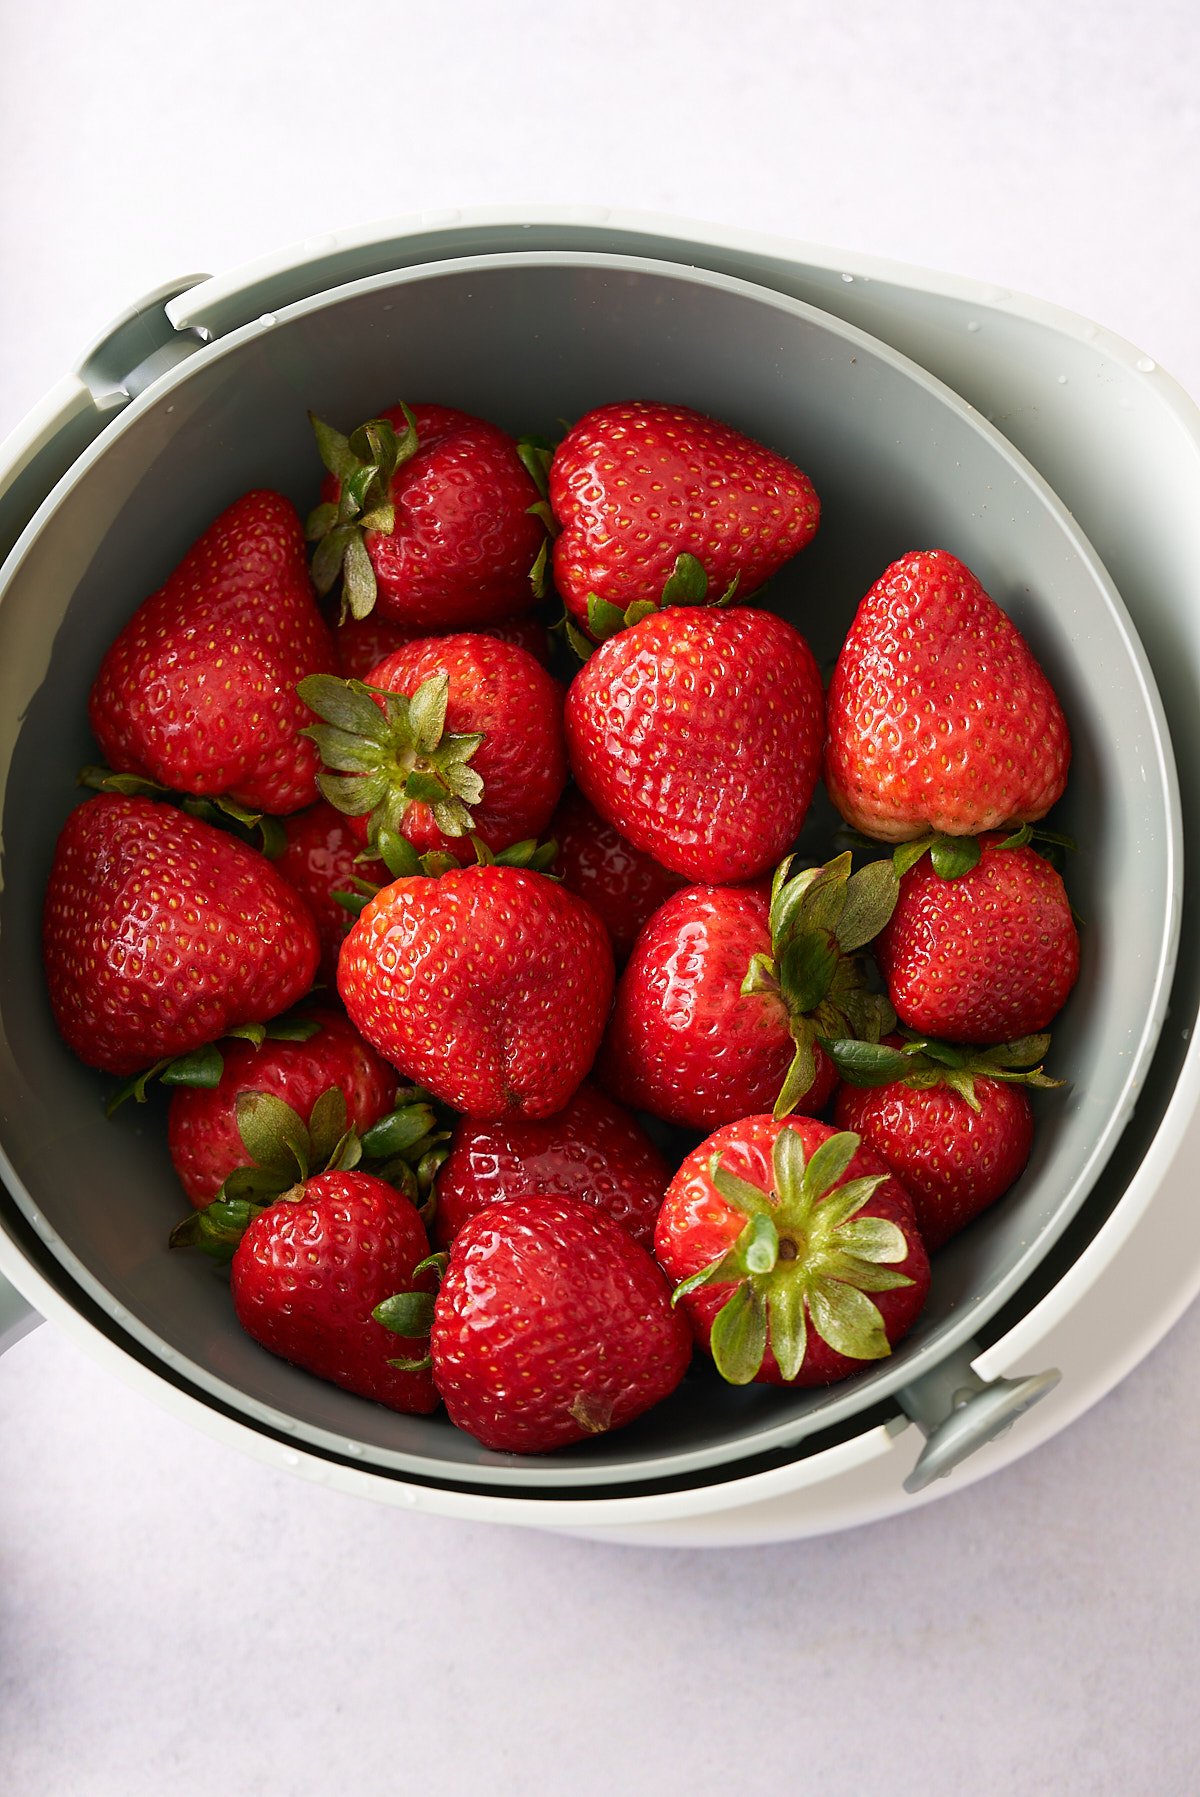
[42,796,320,1076]
[549,400,820,625]
[433,1082,671,1251]
[168,1009,398,1207]
[824,549,1071,841]
[354,633,567,863]
[655,1115,929,1386]
[89,491,336,814]
[276,801,389,987]
[875,837,1080,1043]
[549,788,687,961]
[230,1170,438,1414]
[322,403,545,629]
[431,1194,692,1452]
[597,884,835,1130]
[337,865,615,1120]
[834,1075,1034,1252]
[564,606,825,883]
[330,610,552,680]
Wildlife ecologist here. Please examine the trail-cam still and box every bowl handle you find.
[0,1268,40,1356]
[898,1348,1060,1493]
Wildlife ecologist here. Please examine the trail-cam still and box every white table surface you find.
[2,4,1199,1792]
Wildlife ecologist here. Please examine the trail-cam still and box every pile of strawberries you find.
[40,396,1079,1456]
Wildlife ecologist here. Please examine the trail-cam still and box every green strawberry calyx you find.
[169,1085,450,1261]
[672,1127,915,1384]
[891,822,1078,882]
[78,765,288,859]
[104,1012,323,1117]
[820,1031,1064,1113]
[332,830,559,914]
[517,434,559,601]
[306,407,420,622]
[741,851,899,1118]
[372,1252,450,1371]
[298,670,485,850]
[572,552,740,653]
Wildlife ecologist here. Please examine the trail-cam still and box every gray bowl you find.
[0,252,1180,1491]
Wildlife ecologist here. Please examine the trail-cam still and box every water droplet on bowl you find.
[259,313,277,328]
[1056,374,1069,385]
[283,1450,300,1468]
[966,321,981,333]
[841,273,854,283]
[1136,356,1157,373]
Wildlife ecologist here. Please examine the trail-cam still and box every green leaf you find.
[774,1034,818,1119]
[529,537,550,598]
[308,413,357,483]
[160,1044,225,1089]
[710,1157,770,1218]
[671,1249,744,1305]
[307,1087,349,1166]
[310,524,353,598]
[586,594,630,641]
[984,1033,1052,1070]
[766,1279,808,1383]
[740,952,779,998]
[235,1091,312,1180]
[169,1197,265,1263]
[818,1251,915,1294]
[373,1292,435,1337]
[819,1037,913,1087]
[361,1103,439,1161]
[807,1277,892,1361]
[376,830,425,880]
[778,930,839,1014]
[343,530,378,620]
[771,1123,808,1208]
[316,769,390,818]
[709,1284,768,1385]
[408,673,450,755]
[305,500,339,542]
[660,552,708,605]
[104,1058,171,1116]
[892,837,933,877]
[741,1213,779,1276]
[220,1164,291,1202]
[813,1172,888,1234]
[803,1130,861,1202]
[297,674,389,741]
[929,834,982,880]
[835,859,900,952]
[517,435,553,497]
[834,1215,911,1265]
[387,1353,434,1372]
[623,599,658,627]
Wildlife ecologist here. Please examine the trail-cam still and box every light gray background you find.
[2,3,1198,1792]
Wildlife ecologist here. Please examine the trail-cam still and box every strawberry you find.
[307,404,547,627]
[549,787,687,961]
[564,606,825,883]
[227,1170,439,1415]
[598,853,897,1129]
[874,834,1080,1043]
[299,633,567,864]
[330,609,552,681]
[549,401,820,638]
[426,1195,693,1452]
[42,795,320,1076]
[167,1009,399,1207]
[829,1033,1061,1251]
[655,1115,930,1386]
[88,491,336,815]
[824,549,1071,843]
[337,864,615,1119]
[433,1082,671,1252]
[276,802,389,986]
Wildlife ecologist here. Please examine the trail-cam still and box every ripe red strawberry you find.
[433,1082,671,1251]
[599,853,896,1129]
[308,404,547,628]
[824,549,1071,842]
[330,609,552,681]
[875,835,1080,1043]
[564,606,824,883]
[549,400,820,635]
[830,1034,1060,1251]
[89,491,336,815]
[300,633,567,865]
[276,802,389,986]
[549,788,687,961]
[338,864,615,1119]
[229,1170,439,1414]
[167,1009,398,1207]
[429,1195,693,1452]
[42,795,320,1076]
[655,1115,930,1386]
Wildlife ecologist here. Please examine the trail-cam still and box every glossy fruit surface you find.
[564,606,824,882]
[433,1082,671,1250]
[825,548,1070,841]
[89,491,335,814]
[337,864,614,1119]
[231,1170,438,1414]
[42,795,320,1075]
[431,1194,693,1452]
[549,788,687,961]
[276,802,389,986]
[168,1010,398,1207]
[331,609,552,681]
[549,400,820,626]
[875,837,1080,1042]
